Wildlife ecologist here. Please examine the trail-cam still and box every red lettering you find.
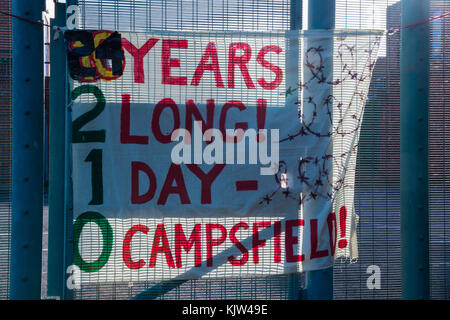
[131,161,157,204]
[123,224,149,269]
[228,222,249,266]
[161,39,188,85]
[327,212,337,256]
[121,94,149,144]
[285,219,305,262]
[151,98,180,144]
[273,221,281,263]
[191,42,224,87]
[185,99,215,136]
[122,37,159,84]
[206,223,227,267]
[122,218,337,269]
[227,42,255,89]
[256,99,267,142]
[310,219,329,259]
[157,163,190,205]
[185,164,226,204]
[256,45,283,90]
[149,224,175,268]
[174,224,202,268]
[219,101,248,142]
[252,222,271,264]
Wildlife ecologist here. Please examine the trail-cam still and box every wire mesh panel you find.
[0,0,11,300]
[74,0,295,301]
[68,0,390,301]
[429,0,450,300]
[78,0,290,32]
[334,0,450,300]
[60,0,450,300]
[333,0,402,299]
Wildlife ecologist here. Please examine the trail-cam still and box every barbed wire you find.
[259,35,382,207]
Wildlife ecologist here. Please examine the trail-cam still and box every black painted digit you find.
[85,149,103,205]
[95,31,125,77]
[71,85,106,143]
[64,30,96,81]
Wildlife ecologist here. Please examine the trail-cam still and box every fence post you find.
[47,0,69,299]
[287,0,302,300]
[10,0,45,299]
[303,0,335,300]
[62,0,79,300]
[400,0,430,300]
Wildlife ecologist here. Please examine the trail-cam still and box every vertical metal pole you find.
[10,0,45,299]
[47,1,68,299]
[400,0,430,300]
[290,0,302,31]
[304,267,333,299]
[288,0,302,300]
[63,0,78,301]
[304,0,335,300]
[308,0,335,30]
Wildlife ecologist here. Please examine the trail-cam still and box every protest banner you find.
[66,29,382,282]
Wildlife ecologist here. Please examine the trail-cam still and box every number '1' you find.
[85,149,103,205]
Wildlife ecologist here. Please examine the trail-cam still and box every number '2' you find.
[71,84,106,143]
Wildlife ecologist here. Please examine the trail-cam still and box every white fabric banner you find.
[67,29,382,282]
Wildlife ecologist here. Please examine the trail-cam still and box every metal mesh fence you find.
[72,0,401,300]
[0,0,11,300]
[333,0,402,299]
[70,0,450,300]
[0,0,448,300]
[73,0,297,300]
[429,0,450,300]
